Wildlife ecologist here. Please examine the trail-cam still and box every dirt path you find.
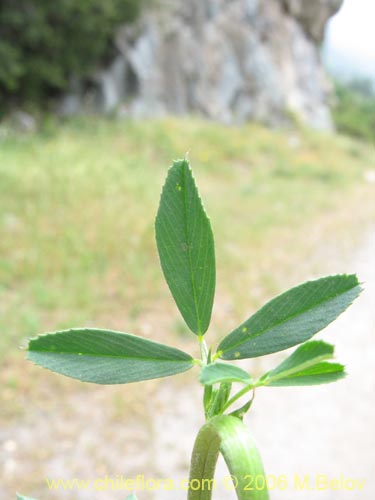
[1,232,374,500]
[245,230,375,500]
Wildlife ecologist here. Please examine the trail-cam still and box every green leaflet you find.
[17,495,37,500]
[125,494,138,500]
[27,328,194,384]
[200,362,252,386]
[155,159,216,336]
[188,415,269,500]
[265,362,345,386]
[258,340,346,386]
[218,274,362,360]
[266,340,335,375]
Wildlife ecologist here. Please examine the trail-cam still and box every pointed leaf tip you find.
[27,328,194,384]
[218,274,362,360]
[258,340,346,386]
[155,159,216,336]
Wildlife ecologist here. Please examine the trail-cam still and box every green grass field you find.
[0,117,374,366]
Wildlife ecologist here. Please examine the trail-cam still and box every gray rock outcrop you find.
[61,0,343,130]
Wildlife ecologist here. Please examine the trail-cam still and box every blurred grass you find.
[0,116,374,363]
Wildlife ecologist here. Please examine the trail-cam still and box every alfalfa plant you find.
[22,159,362,500]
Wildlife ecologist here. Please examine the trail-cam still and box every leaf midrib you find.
[262,354,333,384]
[182,165,202,335]
[28,350,191,362]
[264,363,344,384]
[221,282,359,355]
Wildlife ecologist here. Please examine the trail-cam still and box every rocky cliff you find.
[63,0,343,129]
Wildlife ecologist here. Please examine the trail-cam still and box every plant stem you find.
[188,415,269,500]
[220,385,255,414]
[198,337,209,365]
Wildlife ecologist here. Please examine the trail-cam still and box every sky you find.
[323,0,375,79]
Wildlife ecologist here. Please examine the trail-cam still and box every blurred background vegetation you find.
[0,0,373,141]
[0,0,141,107]
[0,115,373,357]
[332,78,375,142]
[0,0,374,499]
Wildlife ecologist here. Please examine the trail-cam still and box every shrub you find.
[332,78,375,142]
[0,0,142,107]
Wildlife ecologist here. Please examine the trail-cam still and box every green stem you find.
[199,337,209,365]
[220,385,254,414]
[188,415,269,500]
